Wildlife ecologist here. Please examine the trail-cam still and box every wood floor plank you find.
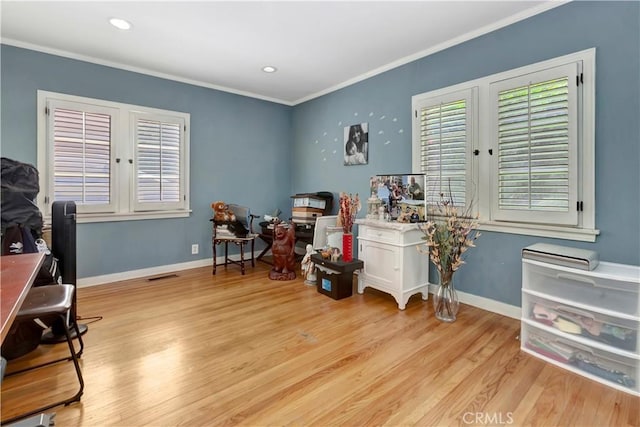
[1,263,638,426]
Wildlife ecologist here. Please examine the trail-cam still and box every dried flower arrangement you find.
[418,190,481,287]
[337,192,361,234]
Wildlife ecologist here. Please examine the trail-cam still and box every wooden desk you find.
[1,253,45,344]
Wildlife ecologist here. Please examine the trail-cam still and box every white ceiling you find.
[1,1,565,105]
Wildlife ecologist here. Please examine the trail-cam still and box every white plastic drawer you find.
[523,291,639,353]
[523,260,640,317]
[522,323,638,393]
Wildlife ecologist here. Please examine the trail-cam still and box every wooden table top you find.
[1,252,45,343]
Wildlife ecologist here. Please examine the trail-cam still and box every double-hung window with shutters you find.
[412,49,598,242]
[37,91,190,223]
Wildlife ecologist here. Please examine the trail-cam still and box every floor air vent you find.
[147,274,179,281]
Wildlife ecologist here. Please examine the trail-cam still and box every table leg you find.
[224,242,229,268]
[257,234,273,264]
[212,240,217,275]
[240,242,245,275]
[251,239,255,267]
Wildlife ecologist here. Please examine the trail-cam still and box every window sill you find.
[44,209,191,224]
[479,221,599,242]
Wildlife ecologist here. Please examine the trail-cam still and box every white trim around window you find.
[413,48,598,242]
[37,91,191,223]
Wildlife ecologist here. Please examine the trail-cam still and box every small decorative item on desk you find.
[330,247,341,262]
[366,193,382,219]
[418,190,480,322]
[337,192,360,262]
[301,244,317,285]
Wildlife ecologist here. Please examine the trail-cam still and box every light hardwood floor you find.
[2,262,638,426]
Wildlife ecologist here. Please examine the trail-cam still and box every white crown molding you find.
[292,0,570,105]
[4,1,568,107]
[1,38,294,106]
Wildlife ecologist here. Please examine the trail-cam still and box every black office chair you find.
[1,284,84,425]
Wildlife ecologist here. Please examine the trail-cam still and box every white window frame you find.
[37,91,191,223]
[412,48,598,242]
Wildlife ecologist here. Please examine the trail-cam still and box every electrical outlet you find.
[191,244,199,255]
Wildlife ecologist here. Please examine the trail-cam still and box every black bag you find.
[1,224,37,254]
[35,250,62,286]
[0,250,60,359]
[1,320,45,361]
[228,220,249,237]
[0,159,63,359]
[1,157,43,236]
[0,228,60,360]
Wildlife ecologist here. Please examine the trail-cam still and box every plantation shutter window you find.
[47,100,117,214]
[133,113,185,211]
[490,63,578,225]
[415,89,475,210]
[412,50,595,241]
[38,91,191,222]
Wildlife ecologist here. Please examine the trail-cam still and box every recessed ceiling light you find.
[109,18,132,30]
[262,66,277,73]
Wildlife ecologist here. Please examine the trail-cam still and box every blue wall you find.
[2,1,638,307]
[1,45,292,278]
[291,1,640,306]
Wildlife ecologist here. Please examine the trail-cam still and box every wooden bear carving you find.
[269,221,296,281]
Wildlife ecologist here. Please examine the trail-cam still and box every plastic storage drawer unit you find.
[521,257,639,395]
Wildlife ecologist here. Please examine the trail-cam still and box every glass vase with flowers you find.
[418,189,480,322]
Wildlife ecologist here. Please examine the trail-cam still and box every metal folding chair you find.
[1,285,84,425]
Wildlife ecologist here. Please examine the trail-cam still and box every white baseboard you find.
[428,283,521,319]
[79,260,521,319]
[78,258,213,288]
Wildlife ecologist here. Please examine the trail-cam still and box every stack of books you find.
[216,225,235,238]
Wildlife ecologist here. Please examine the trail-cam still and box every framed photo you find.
[344,122,368,165]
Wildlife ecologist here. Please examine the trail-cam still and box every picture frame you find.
[343,122,368,166]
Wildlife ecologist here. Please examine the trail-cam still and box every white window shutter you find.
[490,63,579,225]
[415,89,474,210]
[132,113,185,211]
[47,100,117,213]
